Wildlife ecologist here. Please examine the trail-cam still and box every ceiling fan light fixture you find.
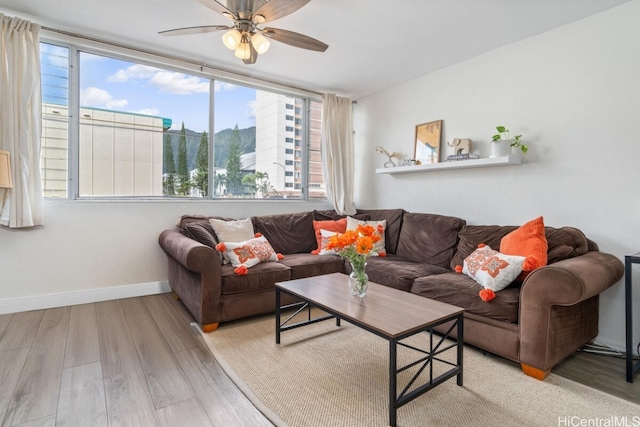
[222,29,242,50]
[234,40,251,59]
[251,33,270,54]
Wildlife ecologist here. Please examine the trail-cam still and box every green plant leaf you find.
[496,126,506,133]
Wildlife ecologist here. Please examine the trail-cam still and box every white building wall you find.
[42,103,166,197]
[353,0,640,350]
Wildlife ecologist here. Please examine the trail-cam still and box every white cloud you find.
[247,100,257,120]
[107,64,160,82]
[214,81,237,92]
[148,71,210,95]
[135,108,160,116]
[108,64,211,96]
[80,87,128,109]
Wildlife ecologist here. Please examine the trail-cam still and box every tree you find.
[242,171,274,198]
[225,124,243,195]
[163,133,176,195]
[214,173,227,197]
[177,122,190,195]
[192,131,208,197]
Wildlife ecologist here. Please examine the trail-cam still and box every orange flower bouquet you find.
[326,224,383,296]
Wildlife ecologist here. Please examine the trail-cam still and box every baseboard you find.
[0,281,171,315]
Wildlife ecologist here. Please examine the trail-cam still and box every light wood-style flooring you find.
[0,294,273,427]
[0,293,638,426]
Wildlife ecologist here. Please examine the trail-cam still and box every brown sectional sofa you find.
[158,208,624,379]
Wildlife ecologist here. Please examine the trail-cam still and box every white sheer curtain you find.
[321,93,356,215]
[0,14,43,228]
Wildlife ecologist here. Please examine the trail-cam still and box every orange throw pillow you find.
[500,216,548,281]
[311,218,347,254]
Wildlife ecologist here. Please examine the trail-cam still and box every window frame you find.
[40,31,324,202]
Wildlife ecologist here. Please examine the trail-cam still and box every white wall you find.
[353,0,640,351]
[0,199,330,312]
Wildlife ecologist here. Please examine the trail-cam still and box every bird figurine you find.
[375,146,402,168]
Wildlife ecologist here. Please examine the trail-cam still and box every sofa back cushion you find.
[251,211,317,255]
[395,212,466,267]
[183,221,224,264]
[451,224,592,270]
[356,208,405,255]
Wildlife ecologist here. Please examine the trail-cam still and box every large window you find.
[39,40,326,200]
[41,43,70,198]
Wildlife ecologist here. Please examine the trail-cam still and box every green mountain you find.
[164,126,256,173]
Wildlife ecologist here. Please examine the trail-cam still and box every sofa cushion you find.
[350,255,449,292]
[278,253,346,280]
[462,245,526,292]
[252,211,317,255]
[396,212,466,267]
[545,227,590,263]
[346,216,387,255]
[451,224,591,270]
[411,273,521,323]
[184,221,218,249]
[220,235,279,269]
[184,221,223,264]
[312,218,347,254]
[221,262,291,295]
[313,210,370,222]
[356,209,405,255]
[210,217,254,242]
[500,216,548,281]
[176,214,233,233]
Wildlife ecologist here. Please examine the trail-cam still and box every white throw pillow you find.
[318,229,340,256]
[462,245,526,292]
[346,216,387,255]
[210,217,255,263]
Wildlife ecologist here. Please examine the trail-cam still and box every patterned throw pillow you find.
[220,235,279,270]
[346,216,387,256]
[462,245,526,292]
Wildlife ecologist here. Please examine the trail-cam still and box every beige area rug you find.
[201,312,640,427]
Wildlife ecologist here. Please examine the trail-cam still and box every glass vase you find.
[349,261,368,297]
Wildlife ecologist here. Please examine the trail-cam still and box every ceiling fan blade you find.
[159,25,230,36]
[198,0,237,20]
[253,0,311,23]
[262,27,328,52]
[243,42,258,65]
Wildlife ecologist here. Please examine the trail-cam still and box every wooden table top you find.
[276,273,463,339]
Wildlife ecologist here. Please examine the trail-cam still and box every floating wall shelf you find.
[375,155,521,175]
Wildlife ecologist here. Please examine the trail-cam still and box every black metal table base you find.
[625,254,640,383]
[275,287,464,427]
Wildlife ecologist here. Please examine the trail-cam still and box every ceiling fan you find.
[159,0,328,64]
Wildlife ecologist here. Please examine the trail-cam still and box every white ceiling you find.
[0,0,632,98]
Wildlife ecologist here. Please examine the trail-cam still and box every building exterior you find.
[254,92,324,199]
[41,103,171,198]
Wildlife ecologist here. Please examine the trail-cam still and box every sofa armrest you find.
[519,251,624,371]
[158,230,223,326]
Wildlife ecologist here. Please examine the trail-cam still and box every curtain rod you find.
[40,25,324,98]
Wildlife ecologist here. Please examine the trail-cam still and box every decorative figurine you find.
[447,138,473,155]
[375,146,403,168]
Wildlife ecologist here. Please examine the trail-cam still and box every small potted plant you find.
[490,126,528,158]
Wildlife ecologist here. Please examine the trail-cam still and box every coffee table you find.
[275,273,464,427]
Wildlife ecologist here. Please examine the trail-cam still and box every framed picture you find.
[414,120,442,164]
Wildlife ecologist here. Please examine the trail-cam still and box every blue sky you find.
[41,43,257,133]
